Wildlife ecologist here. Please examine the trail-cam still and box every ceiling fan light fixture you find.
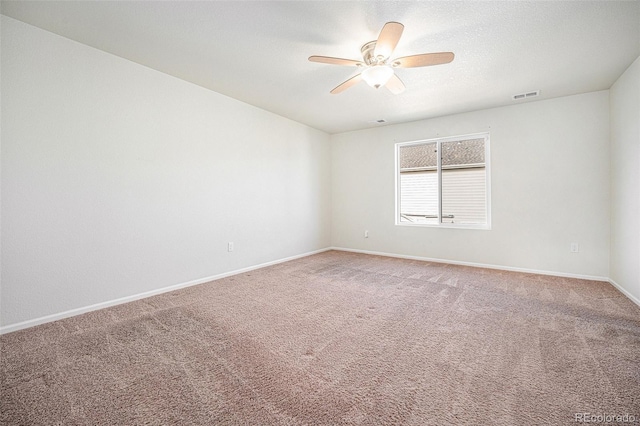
[309,21,454,94]
[361,65,394,89]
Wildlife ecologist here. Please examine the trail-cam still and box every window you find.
[396,133,490,229]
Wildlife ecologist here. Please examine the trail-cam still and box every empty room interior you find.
[1,1,639,425]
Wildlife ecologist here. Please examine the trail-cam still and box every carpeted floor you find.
[1,250,639,425]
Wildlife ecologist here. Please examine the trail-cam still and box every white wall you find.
[0,16,331,328]
[331,91,610,278]
[610,56,640,302]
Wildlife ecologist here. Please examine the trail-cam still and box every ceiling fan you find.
[309,22,454,95]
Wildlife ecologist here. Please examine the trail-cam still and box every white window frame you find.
[395,132,491,230]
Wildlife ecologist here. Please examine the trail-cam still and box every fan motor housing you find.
[361,41,381,66]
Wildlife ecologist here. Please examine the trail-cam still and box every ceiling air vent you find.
[512,90,540,101]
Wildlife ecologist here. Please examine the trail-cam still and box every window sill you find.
[395,222,492,230]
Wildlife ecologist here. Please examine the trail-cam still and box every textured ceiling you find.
[2,1,639,134]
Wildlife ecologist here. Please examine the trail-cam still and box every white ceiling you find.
[2,1,639,134]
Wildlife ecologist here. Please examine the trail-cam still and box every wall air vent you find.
[512,90,540,101]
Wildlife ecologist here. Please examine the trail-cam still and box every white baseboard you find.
[330,247,610,282]
[608,278,640,308]
[0,247,332,335]
[3,247,636,335]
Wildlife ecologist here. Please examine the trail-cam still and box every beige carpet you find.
[1,250,639,425]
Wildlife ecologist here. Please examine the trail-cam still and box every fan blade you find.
[374,22,404,59]
[385,73,405,94]
[330,74,362,94]
[393,52,455,68]
[309,56,363,67]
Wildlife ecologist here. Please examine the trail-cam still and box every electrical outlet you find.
[228,242,234,252]
[364,230,369,238]
[570,243,579,253]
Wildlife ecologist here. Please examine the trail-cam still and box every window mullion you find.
[437,141,442,224]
